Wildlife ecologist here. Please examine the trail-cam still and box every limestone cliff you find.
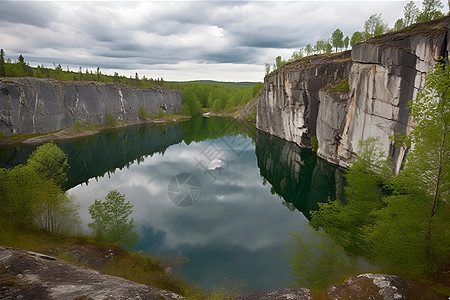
[257,16,450,172]
[0,78,183,135]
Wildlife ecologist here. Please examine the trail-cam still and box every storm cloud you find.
[0,1,425,81]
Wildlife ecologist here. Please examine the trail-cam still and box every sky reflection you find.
[69,135,312,291]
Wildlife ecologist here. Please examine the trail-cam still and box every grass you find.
[323,78,350,94]
[72,120,97,132]
[0,226,241,299]
[1,131,56,144]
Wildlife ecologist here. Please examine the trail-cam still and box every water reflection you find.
[0,117,348,291]
[255,130,345,219]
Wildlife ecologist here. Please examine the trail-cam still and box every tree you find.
[0,143,79,232]
[310,137,391,255]
[343,36,349,50]
[88,190,138,248]
[350,31,365,46]
[404,1,419,26]
[394,18,406,31]
[0,49,5,77]
[363,14,388,39]
[331,29,344,52]
[182,86,202,116]
[275,55,285,69]
[417,0,444,22]
[305,44,313,56]
[265,63,271,75]
[27,142,69,187]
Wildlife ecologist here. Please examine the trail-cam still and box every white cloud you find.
[0,1,438,81]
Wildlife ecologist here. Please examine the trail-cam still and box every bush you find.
[138,105,148,121]
[0,131,5,141]
[105,112,117,127]
[311,135,319,152]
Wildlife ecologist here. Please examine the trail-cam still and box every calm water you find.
[0,117,346,292]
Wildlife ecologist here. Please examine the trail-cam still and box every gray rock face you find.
[0,246,183,300]
[0,78,183,135]
[257,17,450,171]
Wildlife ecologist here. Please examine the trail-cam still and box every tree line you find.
[266,0,446,74]
[180,82,263,116]
[0,50,166,89]
[0,51,263,117]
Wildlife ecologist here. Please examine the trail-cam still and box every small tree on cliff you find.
[417,0,444,22]
[0,49,5,77]
[331,29,344,52]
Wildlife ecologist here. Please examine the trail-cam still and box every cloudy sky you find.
[0,1,447,82]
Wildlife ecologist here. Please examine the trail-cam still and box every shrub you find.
[138,105,148,121]
[105,112,117,127]
[311,135,319,152]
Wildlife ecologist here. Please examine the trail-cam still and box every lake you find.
[0,116,350,292]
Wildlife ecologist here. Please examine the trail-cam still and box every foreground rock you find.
[257,16,450,173]
[327,273,446,300]
[237,274,446,300]
[0,246,183,300]
[1,246,446,299]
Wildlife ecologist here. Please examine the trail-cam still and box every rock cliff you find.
[257,16,450,171]
[0,78,183,135]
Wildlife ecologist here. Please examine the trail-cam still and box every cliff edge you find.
[256,16,450,172]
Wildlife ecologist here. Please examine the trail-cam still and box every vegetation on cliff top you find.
[266,0,447,74]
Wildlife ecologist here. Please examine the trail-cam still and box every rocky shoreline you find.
[1,246,446,300]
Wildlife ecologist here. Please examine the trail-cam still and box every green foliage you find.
[0,131,5,141]
[343,36,349,49]
[0,143,79,233]
[177,82,258,114]
[105,112,117,127]
[350,31,365,46]
[364,13,388,39]
[394,18,406,31]
[264,63,271,75]
[323,78,350,94]
[310,135,318,152]
[88,190,138,249]
[331,28,344,52]
[310,137,391,255]
[72,120,96,132]
[138,105,149,121]
[404,1,420,26]
[407,60,449,195]
[27,142,69,187]
[417,0,444,22]
[286,231,361,289]
[0,49,5,77]
[308,62,450,278]
[182,87,202,116]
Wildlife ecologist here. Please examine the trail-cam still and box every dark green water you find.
[0,117,348,292]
